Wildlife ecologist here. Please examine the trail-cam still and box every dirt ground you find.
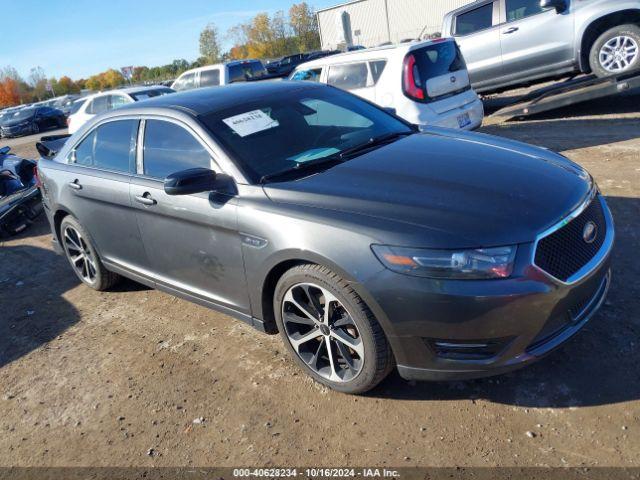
[1,91,639,468]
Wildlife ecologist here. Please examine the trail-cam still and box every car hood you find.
[263,132,592,248]
[1,118,32,127]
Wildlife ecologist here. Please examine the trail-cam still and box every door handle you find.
[503,27,519,34]
[135,193,157,206]
[68,180,82,190]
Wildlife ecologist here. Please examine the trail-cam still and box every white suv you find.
[289,39,484,130]
[68,86,174,134]
[171,60,268,91]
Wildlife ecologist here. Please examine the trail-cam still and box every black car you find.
[266,53,309,77]
[0,146,42,236]
[0,106,66,138]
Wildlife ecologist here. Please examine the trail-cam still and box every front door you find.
[499,0,575,82]
[453,1,504,89]
[129,118,250,314]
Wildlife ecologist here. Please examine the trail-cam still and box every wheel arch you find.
[579,10,640,71]
[256,249,385,336]
[53,207,72,245]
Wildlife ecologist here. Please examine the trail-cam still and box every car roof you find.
[116,81,323,117]
[178,60,264,76]
[293,38,454,70]
[83,85,169,100]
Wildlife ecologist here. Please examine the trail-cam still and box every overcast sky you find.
[0,0,338,80]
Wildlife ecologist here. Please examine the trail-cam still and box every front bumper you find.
[1,124,31,138]
[361,197,614,381]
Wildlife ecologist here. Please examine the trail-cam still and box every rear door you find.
[452,1,503,89]
[62,119,148,269]
[499,0,575,81]
[326,61,376,102]
[129,118,250,313]
[199,68,221,87]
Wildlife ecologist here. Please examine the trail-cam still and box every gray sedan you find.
[37,82,614,393]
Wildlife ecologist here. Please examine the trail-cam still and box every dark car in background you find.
[37,82,613,394]
[266,53,310,77]
[0,106,66,138]
[0,146,42,236]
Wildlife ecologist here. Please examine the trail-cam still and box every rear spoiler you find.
[36,134,71,159]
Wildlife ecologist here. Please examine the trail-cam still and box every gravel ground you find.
[1,91,639,468]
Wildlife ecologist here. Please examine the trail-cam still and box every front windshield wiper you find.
[338,130,414,160]
[259,156,344,184]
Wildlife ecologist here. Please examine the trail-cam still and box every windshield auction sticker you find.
[223,109,279,137]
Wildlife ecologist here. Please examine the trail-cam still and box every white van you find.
[289,39,484,130]
[171,60,268,92]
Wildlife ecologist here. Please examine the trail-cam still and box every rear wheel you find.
[590,24,640,77]
[274,264,393,394]
[59,216,120,290]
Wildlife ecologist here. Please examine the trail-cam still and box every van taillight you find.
[403,54,425,101]
[34,165,42,188]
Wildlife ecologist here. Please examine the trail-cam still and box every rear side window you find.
[369,60,387,84]
[174,72,196,91]
[291,68,322,82]
[327,63,369,90]
[71,120,137,173]
[200,69,221,87]
[143,120,212,179]
[455,3,493,35]
[70,100,86,114]
[109,95,131,110]
[506,0,545,22]
[86,96,109,115]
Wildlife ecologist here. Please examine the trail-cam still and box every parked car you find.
[171,60,268,92]
[54,95,83,117]
[305,50,342,61]
[266,53,310,77]
[68,86,174,134]
[38,82,613,394]
[0,106,66,138]
[0,146,42,236]
[442,0,640,93]
[289,38,484,130]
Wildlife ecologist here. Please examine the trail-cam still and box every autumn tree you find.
[289,2,320,52]
[199,23,221,64]
[0,78,21,107]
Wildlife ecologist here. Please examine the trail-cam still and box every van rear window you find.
[412,42,466,80]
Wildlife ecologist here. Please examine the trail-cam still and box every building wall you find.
[317,0,474,49]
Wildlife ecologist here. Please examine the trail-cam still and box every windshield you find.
[130,88,175,101]
[69,99,86,114]
[202,86,412,183]
[10,109,36,121]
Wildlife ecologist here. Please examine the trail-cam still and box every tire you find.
[589,24,640,77]
[31,123,39,134]
[59,216,120,291]
[274,264,394,394]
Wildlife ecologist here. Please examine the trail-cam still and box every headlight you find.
[371,245,517,279]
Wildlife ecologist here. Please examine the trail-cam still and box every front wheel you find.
[274,264,394,394]
[590,24,640,77]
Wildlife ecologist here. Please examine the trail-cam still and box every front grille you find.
[534,195,606,282]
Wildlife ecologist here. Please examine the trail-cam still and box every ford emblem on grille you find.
[583,221,598,244]
[450,76,457,83]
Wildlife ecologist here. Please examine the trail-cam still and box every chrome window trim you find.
[531,189,615,286]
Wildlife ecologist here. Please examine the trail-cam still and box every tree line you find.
[0,2,320,108]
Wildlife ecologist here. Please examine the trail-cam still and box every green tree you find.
[289,2,320,52]
[199,23,221,64]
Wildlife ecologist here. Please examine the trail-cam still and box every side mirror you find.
[164,167,218,196]
[540,0,567,13]
[0,146,10,156]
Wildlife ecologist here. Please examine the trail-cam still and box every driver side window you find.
[506,0,545,22]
